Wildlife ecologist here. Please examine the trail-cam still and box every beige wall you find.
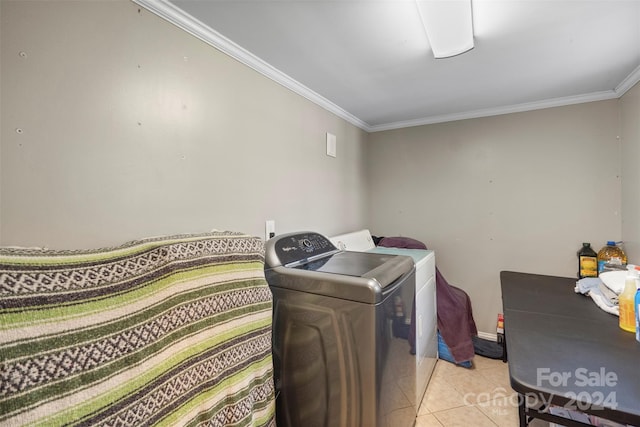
[0,0,369,248]
[1,0,637,337]
[621,82,640,263]
[367,101,622,334]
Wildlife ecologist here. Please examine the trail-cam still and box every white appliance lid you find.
[329,229,376,251]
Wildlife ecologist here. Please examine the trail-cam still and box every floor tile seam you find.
[476,383,518,399]
[475,402,516,427]
[446,374,504,396]
[477,394,522,408]
[463,370,508,389]
[431,405,500,427]
[446,381,513,407]
[415,412,445,427]
[427,402,469,415]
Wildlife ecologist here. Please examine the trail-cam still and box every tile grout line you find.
[417,357,515,427]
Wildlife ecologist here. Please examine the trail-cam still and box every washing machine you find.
[330,229,438,407]
[264,231,418,427]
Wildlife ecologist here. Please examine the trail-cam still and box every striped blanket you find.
[0,232,276,427]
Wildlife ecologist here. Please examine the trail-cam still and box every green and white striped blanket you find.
[0,232,276,427]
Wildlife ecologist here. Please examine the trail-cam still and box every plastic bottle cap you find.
[607,241,616,246]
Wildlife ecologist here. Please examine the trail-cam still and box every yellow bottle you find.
[597,241,627,274]
[619,266,638,332]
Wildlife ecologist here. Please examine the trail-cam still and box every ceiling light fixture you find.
[416,0,474,59]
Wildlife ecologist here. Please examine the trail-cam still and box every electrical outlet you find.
[265,220,275,241]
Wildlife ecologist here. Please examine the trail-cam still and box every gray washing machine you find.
[264,231,418,427]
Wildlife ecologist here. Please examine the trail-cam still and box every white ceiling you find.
[137,0,640,132]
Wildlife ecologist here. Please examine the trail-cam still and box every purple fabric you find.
[378,236,427,250]
[378,236,477,363]
[435,267,477,363]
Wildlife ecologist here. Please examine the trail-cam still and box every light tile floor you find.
[417,356,548,427]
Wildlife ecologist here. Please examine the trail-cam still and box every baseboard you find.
[477,331,498,342]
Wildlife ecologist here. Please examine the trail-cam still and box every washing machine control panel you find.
[273,232,338,266]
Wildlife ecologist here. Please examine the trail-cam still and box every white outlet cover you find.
[265,220,275,241]
[326,133,337,157]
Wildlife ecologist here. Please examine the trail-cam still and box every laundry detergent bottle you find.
[619,265,638,332]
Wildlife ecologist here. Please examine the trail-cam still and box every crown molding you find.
[132,0,640,134]
[615,64,640,96]
[369,90,620,132]
[132,0,371,131]
[374,71,640,131]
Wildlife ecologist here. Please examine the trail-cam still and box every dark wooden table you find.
[501,271,640,427]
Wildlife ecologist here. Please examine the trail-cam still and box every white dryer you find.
[330,229,438,407]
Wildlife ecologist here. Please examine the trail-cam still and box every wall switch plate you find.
[326,133,337,157]
[265,220,275,241]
